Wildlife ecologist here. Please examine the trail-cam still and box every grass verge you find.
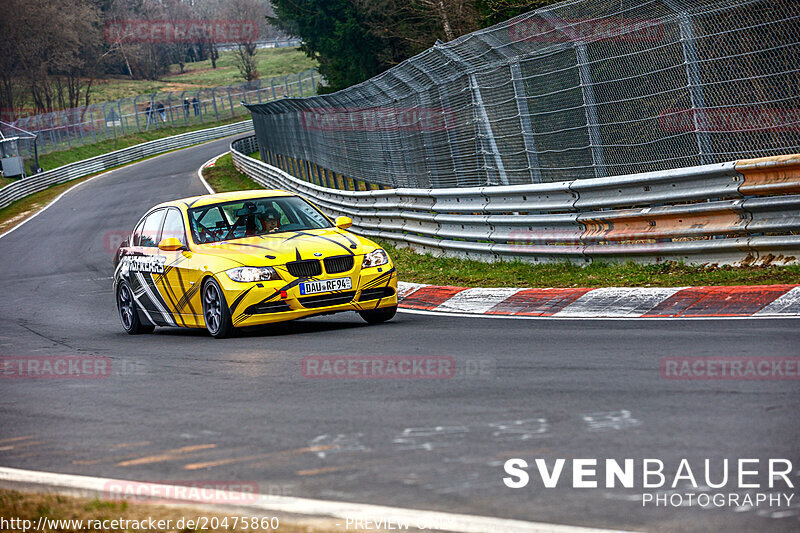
[19,48,318,106]
[0,489,343,533]
[203,153,263,192]
[202,161,800,287]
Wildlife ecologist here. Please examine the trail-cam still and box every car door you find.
[128,208,174,326]
[153,207,204,327]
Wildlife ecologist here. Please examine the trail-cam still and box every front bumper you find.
[215,264,398,327]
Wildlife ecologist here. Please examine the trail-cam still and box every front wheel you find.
[202,278,234,338]
[358,305,397,324]
[116,282,154,335]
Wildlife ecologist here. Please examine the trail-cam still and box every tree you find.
[269,0,386,92]
[475,0,559,27]
[224,0,265,81]
[0,0,105,116]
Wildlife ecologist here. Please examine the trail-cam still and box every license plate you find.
[299,277,352,295]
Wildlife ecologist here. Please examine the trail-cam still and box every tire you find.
[116,282,154,335]
[202,278,234,338]
[358,305,397,324]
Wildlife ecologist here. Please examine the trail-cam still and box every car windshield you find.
[188,196,332,244]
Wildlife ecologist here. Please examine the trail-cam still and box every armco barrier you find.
[231,135,800,266]
[0,120,254,211]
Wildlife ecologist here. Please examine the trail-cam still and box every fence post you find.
[666,2,713,165]
[468,73,509,186]
[539,10,606,178]
[133,95,142,132]
[118,101,126,134]
[509,59,543,184]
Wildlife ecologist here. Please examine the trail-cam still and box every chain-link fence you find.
[246,0,800,189]
[10,67,318,155]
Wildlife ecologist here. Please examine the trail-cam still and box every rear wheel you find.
[116,282,154,335]
[358,305,397,324]
[202,278,234,338]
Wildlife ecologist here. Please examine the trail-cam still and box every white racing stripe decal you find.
[131,291,157,326]
[554,287,686,318]
[0,467,639,533]
[136,272,176,327]
[434,287,523,314]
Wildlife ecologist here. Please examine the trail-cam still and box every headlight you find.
[226,266,280,282]
[362,248,389,268]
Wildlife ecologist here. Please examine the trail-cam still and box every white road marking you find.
[0,467,639,533]
[197,153,227,194]
[434,287,523,314]
[489,419,549,440]
[581,410,640,432]
[310,434,368,459]
[755,286,800,316]
[0,169,119,241]
[554,287,685,317]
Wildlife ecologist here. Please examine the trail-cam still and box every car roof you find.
[153,189,296,210]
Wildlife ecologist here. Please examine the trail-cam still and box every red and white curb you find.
[397,282,800,318]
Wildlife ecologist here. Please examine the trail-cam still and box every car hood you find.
[192,227,378,266]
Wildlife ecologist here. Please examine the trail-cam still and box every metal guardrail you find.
[0,121,254,211]
[231,135,800,266]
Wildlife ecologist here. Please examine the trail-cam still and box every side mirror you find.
[158,237,184,251]
[335,216,353,230]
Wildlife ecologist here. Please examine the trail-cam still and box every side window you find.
[161,208,187,247]
[132,219,146,247]
[138,209,166,248]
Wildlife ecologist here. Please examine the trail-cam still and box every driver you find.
[256,208,281,234]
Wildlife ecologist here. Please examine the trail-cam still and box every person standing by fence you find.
[192,97,200,116]
[183,98,190,118]
[144,103,154,128]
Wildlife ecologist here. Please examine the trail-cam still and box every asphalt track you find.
[1,137,799,532]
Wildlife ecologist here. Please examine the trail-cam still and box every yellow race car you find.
[113,190,397,338]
